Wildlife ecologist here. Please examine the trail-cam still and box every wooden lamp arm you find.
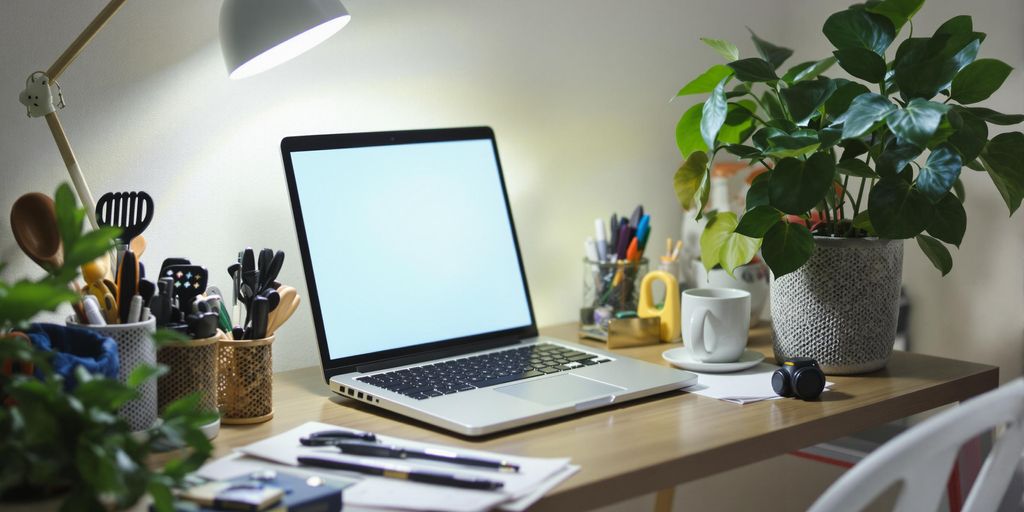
[47,0,128,82]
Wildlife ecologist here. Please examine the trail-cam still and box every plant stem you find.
[774,84,794,123]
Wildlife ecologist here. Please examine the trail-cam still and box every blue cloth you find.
[24,323,119,391]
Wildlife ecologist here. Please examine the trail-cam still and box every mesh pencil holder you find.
[157,332,221,415]
[67,315,158,432]
[217,335,274,424]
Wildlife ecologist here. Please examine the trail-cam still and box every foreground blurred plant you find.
[673,0,1023,277]
[0,183,215,511]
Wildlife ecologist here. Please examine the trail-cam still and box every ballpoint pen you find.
[297,456,504,490]
[594,218,608,262]
[300,429,378,444]
[331,441,521,472]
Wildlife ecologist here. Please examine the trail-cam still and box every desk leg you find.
[653,487,675,512]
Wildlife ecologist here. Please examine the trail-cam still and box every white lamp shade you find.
[220,0,350,79]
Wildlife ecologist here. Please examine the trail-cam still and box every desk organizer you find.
[217,335,274,424]
[67,315,157,432]
[158,331,221,437]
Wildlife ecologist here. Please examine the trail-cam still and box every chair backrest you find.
[809,378,1024,512]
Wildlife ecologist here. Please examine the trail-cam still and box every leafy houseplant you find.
[0,184,216,511]
[672,0,1023,372]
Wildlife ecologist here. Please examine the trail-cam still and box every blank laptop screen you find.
[290,138,533,361]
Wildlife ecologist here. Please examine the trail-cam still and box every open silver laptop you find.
[281,127,696,436]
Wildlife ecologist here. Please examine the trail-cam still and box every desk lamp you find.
[18,0,351,228]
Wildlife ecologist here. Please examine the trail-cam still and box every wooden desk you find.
[211,323,998,511]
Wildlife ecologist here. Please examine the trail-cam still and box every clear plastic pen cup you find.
[582,257,649,321]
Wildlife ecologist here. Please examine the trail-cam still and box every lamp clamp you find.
[19,71,65,118]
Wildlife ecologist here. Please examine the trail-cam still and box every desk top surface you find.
[211,322,998,511]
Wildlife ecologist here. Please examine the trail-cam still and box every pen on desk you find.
[609,213,619,253]
[615,221,630,260]
[301,429,378,444]
[331,442,521,473]
[297,455,504,490]
[636,214,651,252]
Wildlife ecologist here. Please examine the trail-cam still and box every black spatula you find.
[96,191,154,246]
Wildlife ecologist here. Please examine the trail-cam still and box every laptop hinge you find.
[354,336,522,373]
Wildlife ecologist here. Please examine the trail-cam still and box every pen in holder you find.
[581,257,649,325]
[217,334,274,424]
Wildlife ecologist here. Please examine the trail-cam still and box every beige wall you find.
[1,0,1021,378]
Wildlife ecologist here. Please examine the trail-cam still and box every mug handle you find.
[688,307,714,362]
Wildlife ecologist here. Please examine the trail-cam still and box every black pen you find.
[297,456,504,490]
[300,429,378,444]
[332,441,520,473]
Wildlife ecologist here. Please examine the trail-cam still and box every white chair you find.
[809,378,1024,512]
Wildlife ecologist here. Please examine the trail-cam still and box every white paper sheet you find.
[683,363,833,404]
[226,421,573,511]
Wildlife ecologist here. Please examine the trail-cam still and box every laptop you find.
[281,127,697,436]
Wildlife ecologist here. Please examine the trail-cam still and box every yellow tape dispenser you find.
[637,270,680,342]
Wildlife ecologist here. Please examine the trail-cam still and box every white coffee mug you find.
[682,288,751,363]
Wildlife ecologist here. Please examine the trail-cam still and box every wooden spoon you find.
[10,193,62,271]
[267,286,300,336]
[10,192,87,321]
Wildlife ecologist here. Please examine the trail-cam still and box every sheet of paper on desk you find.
[231,421,576,512]
[683,363,833,404]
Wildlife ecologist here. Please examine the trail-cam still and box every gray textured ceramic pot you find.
[771,237,903,375]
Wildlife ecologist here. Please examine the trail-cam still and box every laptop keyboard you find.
[356,343,613,400]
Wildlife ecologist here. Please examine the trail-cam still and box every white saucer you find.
[662,348,765,373]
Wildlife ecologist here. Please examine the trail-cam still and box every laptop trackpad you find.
[495,374,624,406]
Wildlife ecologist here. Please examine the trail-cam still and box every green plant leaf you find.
[926,192,967,246]
[950,58,1014,104]
[735,205,783,237]
[720,230,762,276]
[0,281,78,325]
[953,178,966,202]
[833,48,887,82]
[783,57,837,85]
[769,154,835,214]
[694,169,712,216]
[677,65,734,97]
[63,226,120,271]
[962,107,1024,126]
[127,364,167,390]
[781,78,838,124]
[749,28,793,70]
[676,103,707,158]
[674,151,709,211]
[700,211,735,271]
[701,37,740,61]
[824,80,870,120]
[894,34,982,101]
[818,126,843,148]
[865,0,924,32]
[875,140,924,176]
[74,378,136,411]
[979,131,1024,214]
[823,8,895,55]
[886,98,951,147]
[723,144,762,159]
[54,183,82,250]
[915,145,963,203]
[868,177,934,238]
[765,132,821,159]
[718,101,757,144]
[935,15,973,36]
[836,159,879,178]
[852,210,877,235]
[838,93,896,139]
[701,77,729,149]
[915,234,953,275]
[727,58,779,82]
[761,91,786,120]
[761,221,814,278]
[746,172,771,208]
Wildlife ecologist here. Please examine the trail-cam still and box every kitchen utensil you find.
[117,251,139,323]
[95,191,154,246]
[258,287,280,311]
[207,287,234,333]
[162,265,208,314]
[83,295,107,326]
[100,292,119,324]
[266,286,299,336]
[161,257,191,276]
[240,248,257,306]
[126,295,143,324]
[249,295,270,340]
[152,277,174,326]
[258,250,285,294]
[257,248,273,285]
[10,192,63,271]
[187,311,219,339]
[130,234,146,258]
[137,278,156,305]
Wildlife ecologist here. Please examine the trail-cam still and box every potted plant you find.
[672,0,1023,373]
[0,184,216,511]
